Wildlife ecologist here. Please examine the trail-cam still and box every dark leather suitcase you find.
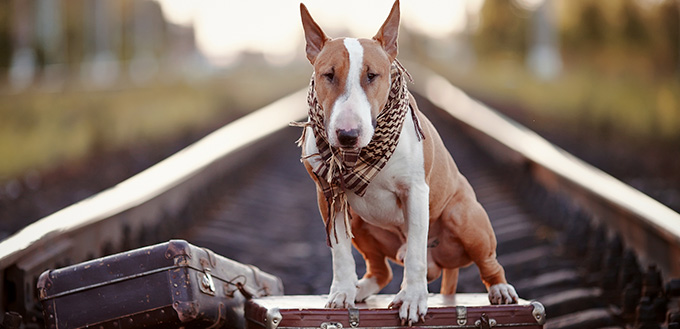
[245,294,545,329]
[37,239,284,329]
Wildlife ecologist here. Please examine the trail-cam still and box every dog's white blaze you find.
[328,38,374,148]
[344,38,364,94]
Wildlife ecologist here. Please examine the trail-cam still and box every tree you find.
[656,0,680,75]
[580,2,606,46]
[0,1,12,71]
[621,0,648,47]
[474,0,530,59]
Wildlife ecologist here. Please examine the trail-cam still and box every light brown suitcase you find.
[245,294,545,329]
[37,239,284,329]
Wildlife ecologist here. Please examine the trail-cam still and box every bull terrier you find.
[296,0,518,324]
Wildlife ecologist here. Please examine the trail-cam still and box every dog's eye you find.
[367,72,379,83]
[323,72,334,82]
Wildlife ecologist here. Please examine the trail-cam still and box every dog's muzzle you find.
[336,128,361,148]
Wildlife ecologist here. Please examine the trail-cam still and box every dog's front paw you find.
[326,291,356,308]
[488,283,519,305]
[388,286,428,325]
[326,283,357,309]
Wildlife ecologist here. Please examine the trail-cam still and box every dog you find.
[296,0,518,324]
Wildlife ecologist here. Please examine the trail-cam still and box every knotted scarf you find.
[291,60,425,246]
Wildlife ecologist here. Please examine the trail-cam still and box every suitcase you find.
[245,294,545,329]
[37,239,284,329]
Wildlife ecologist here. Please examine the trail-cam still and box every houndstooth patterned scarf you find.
[292,60,424,246]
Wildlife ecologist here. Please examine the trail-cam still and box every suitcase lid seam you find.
[39,264,180,300]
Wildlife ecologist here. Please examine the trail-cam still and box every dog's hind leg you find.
[351,219,394,302]
[444,199,519,304]
[440,268,459,295]
[355,256,392,302]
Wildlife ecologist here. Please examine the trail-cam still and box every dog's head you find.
[300,1,400,150]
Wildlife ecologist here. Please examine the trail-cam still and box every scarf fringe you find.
[410,105,426,142]
[326,190,354,246]
[394,59,413,84]
[289,121,311,147]
[324,148,354,245]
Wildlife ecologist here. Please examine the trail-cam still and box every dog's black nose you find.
[336,128,360,148]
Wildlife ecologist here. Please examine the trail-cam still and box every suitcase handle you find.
[197,248,268,300]
[221,274,256,300]
[236,281,254,300]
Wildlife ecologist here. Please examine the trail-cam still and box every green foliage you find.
[428,57,680,143]
[579,2,606,45]
[475,0,530,60]
[621,0,648,46]
[656,0,680,72]
[449,0,680,144]
[0,1,11,69]
[473,0,680,78]
[0,64,309,180]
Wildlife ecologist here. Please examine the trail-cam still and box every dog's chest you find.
[304,112,426,228]
[346,170,408,227]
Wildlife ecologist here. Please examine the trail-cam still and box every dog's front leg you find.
[326,211,358,309]
[389,183,429,325]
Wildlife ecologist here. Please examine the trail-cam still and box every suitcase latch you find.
[199,268,216,295]
[348,308,360,328]
[456,306,467,325]
[320,322,342,329]
[474,313,497,329]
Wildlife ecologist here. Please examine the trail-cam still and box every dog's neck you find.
[294,60,424,245]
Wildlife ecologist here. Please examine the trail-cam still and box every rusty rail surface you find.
[1,63,679,328]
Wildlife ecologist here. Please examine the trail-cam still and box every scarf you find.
[291,60,424,246]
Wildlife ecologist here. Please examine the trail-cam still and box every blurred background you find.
[0,0,679,238]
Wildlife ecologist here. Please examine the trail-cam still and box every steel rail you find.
[1,62,679,324]
[0,89,307,269]
[405,62,680,278]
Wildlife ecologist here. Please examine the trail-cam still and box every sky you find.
[154,0,492,65]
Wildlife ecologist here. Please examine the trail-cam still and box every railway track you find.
[1,63,679,328]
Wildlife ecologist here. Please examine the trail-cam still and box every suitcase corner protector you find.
[265,307,282,329]
[165,239,191,260]
[36,269,53,300]
[172,300,199,323]
[530,300,546,325]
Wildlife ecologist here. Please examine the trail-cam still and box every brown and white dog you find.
[298,0,518,324]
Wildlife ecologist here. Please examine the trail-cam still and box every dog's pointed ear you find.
[300,3,329,64]
[373,0,400,62]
